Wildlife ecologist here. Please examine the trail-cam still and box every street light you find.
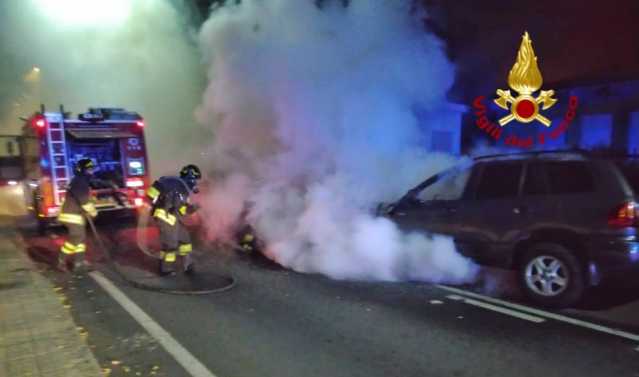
[24,66,41,83]
[33,0,131,27]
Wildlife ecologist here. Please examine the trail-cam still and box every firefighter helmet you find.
[74,158,95,175]
[179,164,202,192]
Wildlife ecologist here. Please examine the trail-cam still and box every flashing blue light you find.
[40,158,49,168]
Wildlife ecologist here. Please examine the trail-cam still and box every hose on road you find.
[85,213,236,295]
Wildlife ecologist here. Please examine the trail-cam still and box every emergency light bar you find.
[79,112,104,122]
[78,107,142,122]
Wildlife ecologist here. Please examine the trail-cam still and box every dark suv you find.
[385,150,639,308]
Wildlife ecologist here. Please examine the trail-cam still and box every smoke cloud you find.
[196,0,478,283]
[0,0,206,176]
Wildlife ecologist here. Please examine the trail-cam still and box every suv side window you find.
[522,163,548,196]
[475,162,524,200]
[545,161,595,194]
[615,160,639,194]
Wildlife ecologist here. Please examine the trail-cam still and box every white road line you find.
[89,271,219,377]
[446,295,545,323]
[438,284,639,342]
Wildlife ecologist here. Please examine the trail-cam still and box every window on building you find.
[580,114,613,149]
[629,112,639,155]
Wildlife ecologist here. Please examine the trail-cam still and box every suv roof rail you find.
[586,150,639,159]
[474,148,590,161]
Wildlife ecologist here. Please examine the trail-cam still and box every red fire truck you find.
[22,106,150,232]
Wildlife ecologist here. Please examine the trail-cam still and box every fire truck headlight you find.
[126,178,144,188]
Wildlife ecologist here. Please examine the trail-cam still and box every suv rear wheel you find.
[518,243,585,308]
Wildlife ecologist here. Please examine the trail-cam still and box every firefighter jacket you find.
[58,174,97,225]
[146,176,195,226]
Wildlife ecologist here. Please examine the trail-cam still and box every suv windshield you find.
[414,164,472,201]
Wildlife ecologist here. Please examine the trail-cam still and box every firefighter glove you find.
[82,202,98,218]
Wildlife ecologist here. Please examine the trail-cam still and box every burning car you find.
[383,150,639,308]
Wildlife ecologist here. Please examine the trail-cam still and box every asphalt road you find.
[15,219,639,377]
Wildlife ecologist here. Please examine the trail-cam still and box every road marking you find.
[446,295,545,323]
[89,271,218,377]
[438,284,639,342]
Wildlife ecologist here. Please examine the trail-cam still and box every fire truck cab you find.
[22,106,150,232]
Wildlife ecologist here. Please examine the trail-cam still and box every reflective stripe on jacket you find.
[147,186,161,203]
[153,208,177,226]
[58,212,85,225]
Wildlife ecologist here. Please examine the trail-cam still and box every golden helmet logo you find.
[471,31,579,149]
[494,31,557,127]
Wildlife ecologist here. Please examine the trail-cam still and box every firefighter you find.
[235,204,259,254]
[57,158,97,273]
[146,164,202,276]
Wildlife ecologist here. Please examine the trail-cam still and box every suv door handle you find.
[513,206,527,215]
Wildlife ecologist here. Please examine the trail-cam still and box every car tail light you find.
[126,178,144,188]
[608,201,639,228]
[136,120,144,128]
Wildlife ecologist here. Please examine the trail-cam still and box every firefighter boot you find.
[183,254,195,275]
[57,254,70,273]
[159,252,177,276]
[73,253,92,274]
[159,261,176,276]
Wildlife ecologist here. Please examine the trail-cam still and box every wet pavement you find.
[0,220,102,377]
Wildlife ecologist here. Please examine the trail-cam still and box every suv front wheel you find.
[518,243,585,309]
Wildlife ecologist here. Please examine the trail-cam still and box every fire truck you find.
[21,106,150,232]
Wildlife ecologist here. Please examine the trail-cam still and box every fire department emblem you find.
[494,31,557,127]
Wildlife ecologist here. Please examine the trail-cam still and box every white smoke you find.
[196,0,478,283]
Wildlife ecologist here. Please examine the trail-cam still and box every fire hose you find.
[81,197,236,295]
[85,214,236,295]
